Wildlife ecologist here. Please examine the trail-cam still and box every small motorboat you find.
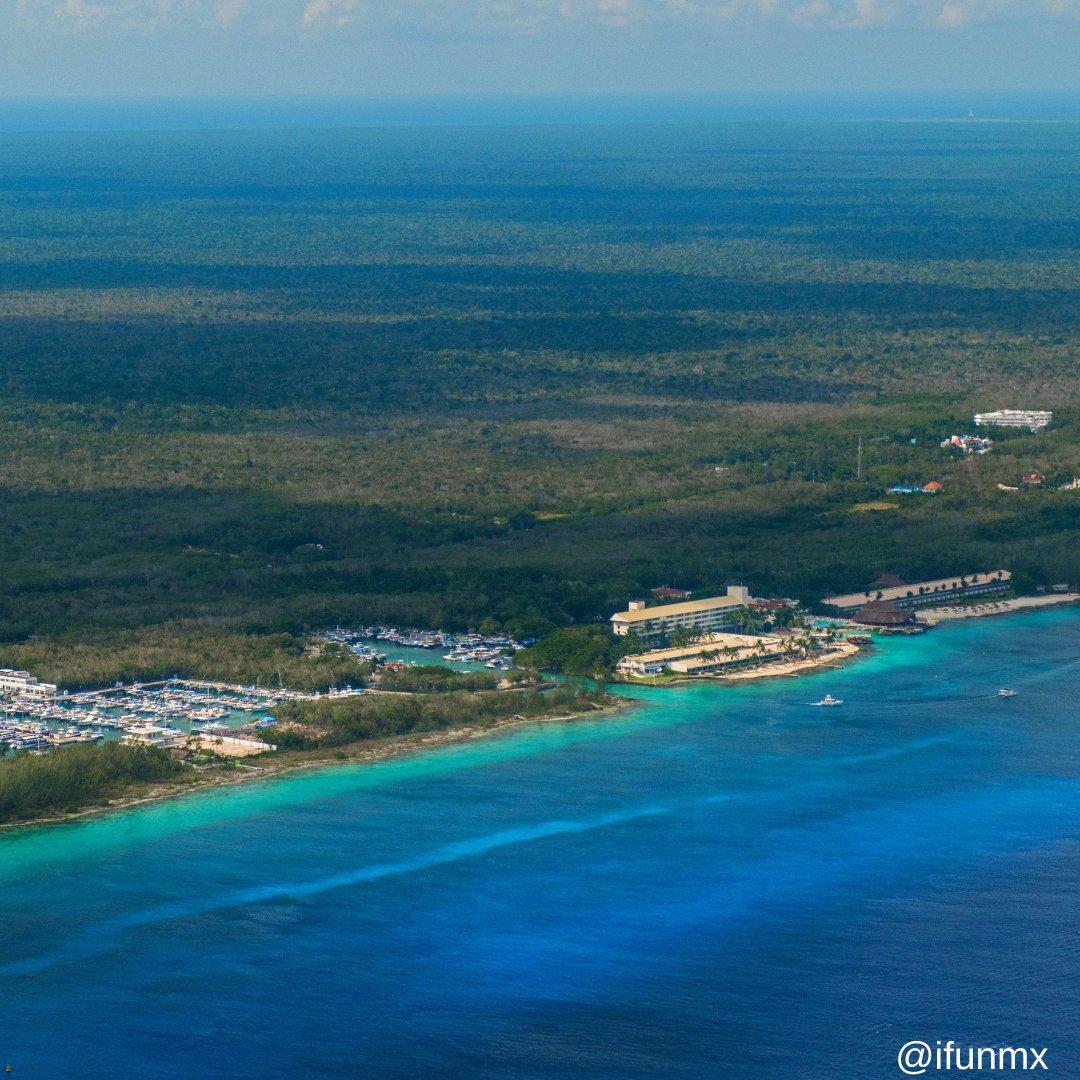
[997,688,1018,698]
[813,694,843,707]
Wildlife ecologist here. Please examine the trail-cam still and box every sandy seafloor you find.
[2,608,1080,1078]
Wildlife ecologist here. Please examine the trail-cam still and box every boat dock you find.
[0,677,303,753]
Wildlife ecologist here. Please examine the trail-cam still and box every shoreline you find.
[609,594,1080,688]
[917,593,1080,625]
[6,595,1078,831]
[617,641,864,688]
[715,641,862,682]
[0,696,634,833]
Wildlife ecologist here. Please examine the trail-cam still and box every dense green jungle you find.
[1,120,1078,687]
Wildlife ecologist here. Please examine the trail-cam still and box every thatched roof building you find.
[852,601,916,627]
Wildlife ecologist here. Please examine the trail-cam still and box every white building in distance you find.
[0,668,58,700]
[973,410,1051,433]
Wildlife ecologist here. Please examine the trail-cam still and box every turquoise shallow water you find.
[2,610,1080,1078]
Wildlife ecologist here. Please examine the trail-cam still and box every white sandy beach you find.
[918,593,1080,625]
[714,642,862,681]
[622,641,863,687]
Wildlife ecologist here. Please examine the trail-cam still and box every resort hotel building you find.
[822,570,1011,615]
[973,410,1052,433]
[0,668,58,699]
[611,586,751,644]
[616,633,785,677]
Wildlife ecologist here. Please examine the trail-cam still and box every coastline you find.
[715,641,862,682]
[0,696,634,833]
[612,594,1080,689]
[7,595,1078,831]
[917,593,1080,625]
[617,641,863,688]
[10,598,1080,1076]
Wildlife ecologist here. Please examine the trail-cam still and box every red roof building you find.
[650,587,692,600]
[748,598,795,612]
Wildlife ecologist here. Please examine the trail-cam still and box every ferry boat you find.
[812,694,843,707]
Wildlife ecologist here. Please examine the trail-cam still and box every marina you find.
[3,608,1080,1078]
[321,626,527,669]
[0,677,308,754]
[2,628,528,757]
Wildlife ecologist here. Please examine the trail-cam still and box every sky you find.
[3,0,1080,97]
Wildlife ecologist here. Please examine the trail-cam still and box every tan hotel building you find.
[611,586,751,642]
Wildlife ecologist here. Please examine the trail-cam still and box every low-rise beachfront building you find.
[611,586,751,643]
[121,724,183,749]
[852,601,916,627]
[616,633,785,678]
[0,668,58,700]
[973,409,1052,432]
[823,570,1011,614]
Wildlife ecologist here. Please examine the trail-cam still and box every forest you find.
[0,742,188,824]
[269,681,606,750]
[0,121,1078,687]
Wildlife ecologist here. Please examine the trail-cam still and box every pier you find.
[0,677,302,754]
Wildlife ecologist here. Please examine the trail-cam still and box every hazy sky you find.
[4,0,1080,97]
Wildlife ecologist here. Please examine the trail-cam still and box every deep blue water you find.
[3,610,1080,1078]
[4,91,1080,131]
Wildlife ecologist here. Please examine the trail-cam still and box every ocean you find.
[3,91,1080,132]
[2,609,1079,1078]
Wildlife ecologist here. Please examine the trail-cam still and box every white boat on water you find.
[998,688,1018,698]
[813,694,843,707]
